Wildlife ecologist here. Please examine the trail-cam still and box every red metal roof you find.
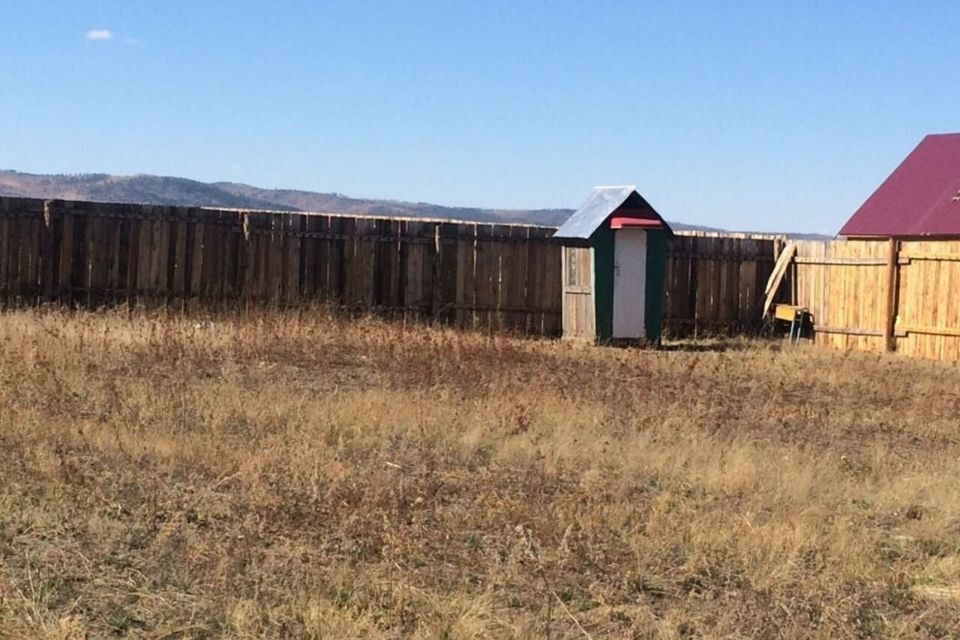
[839,133,960,237]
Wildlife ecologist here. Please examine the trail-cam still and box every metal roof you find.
[553,186,672,240]
[839,133,960,237]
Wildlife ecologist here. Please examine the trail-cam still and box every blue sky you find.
[2,1,958,233]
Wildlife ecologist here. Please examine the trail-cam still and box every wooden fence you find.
[0,196,789,338]
[5,195,956,358]
[0,197,562,334]
[786,239,960,360]
[663,232,780,337]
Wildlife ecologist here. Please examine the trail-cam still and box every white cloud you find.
[86,29,113,41]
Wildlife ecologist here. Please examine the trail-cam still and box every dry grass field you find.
[1,309,960,638]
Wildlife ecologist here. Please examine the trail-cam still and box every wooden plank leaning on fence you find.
[762,242,797,318]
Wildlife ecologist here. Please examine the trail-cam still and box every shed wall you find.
[644,228,669,342]
[561,246,595,339]
[592,226,616,341]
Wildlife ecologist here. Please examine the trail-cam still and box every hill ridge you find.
[0,169,824,237]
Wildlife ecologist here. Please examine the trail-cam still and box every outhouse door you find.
[612,228,647,338]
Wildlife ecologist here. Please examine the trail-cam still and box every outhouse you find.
[553,186,673,343]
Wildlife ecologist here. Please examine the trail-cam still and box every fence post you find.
[884,237,899,352]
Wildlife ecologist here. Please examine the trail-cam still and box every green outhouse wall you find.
[644,228,670,343]
[591,226,615,342]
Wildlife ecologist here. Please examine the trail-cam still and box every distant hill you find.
[0,170,585,225]
[0,170,823,237]
[0,171,294,212]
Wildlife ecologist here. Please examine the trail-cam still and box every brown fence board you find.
[299,215,316,298]
[284,214,302,304]
[18,214,36,299]
[738,239,757,323]
[71,209,89,303]
[106,213,123,296]
[171,216,187,298]
[474,224,498,329]
[504,225,528,330]
[422,223,440,317]
[25,208,39,298]
[6,211,21,298]
[0,214,10,298]
[400,221,424,317]
[152,215,170,295]
[435,223,457,322]
[4,212,19,298]
[135,215,152,295]
[86,214,107,298]
[40,203,57,301]
[541,232,562,335]
[455,223,477,328]
[267,214,284,304]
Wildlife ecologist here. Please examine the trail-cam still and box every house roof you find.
[839,133,960,237]
[553,186,672,240]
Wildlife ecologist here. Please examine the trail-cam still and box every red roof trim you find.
[610,217,663,229]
